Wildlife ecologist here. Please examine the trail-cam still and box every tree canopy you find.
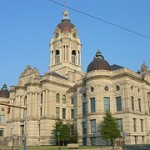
[51,119,78,145]
[99,112,121,146]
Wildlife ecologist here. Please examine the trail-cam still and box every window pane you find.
[71,109,74,119]
[133,118,136,132]
[0,128,4,136]
[83,103,87,116]
[62,108,66,119]
[117,118,123,131]
[56,93,60,103]
[90,137,96,146]
[62,95,66,104]
[104,97,110,112]
[71,98,74,105]
[90,119,96,133]
[0,115,5,124]
[140,119,143,132]
[131,96,134,111]
[56,107,60,119]
[116,96,122,112]
[82,122,87,134]
[90,98,96,112]
[72,56,76,64]
[138,99,141,112]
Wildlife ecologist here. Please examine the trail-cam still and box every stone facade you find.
[3,10,150,146]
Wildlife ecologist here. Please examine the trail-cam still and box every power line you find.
[49,0,150,40]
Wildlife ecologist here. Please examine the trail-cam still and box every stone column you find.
[34,93,38,118]
[42,91,45,116]
[45,90,48,116]
[47,91,50,116]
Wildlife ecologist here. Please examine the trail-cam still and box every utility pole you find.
[24,108,27,150]
[0,103,27,150]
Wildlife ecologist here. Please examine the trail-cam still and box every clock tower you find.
[49,10,82,77]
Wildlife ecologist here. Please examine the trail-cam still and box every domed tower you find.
[87,50,111,72]
[0,83,9,98]
[49,10,82,76]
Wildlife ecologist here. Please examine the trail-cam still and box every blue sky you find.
[0,0,150,89]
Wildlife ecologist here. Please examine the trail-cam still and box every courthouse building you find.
[1,10,150,146]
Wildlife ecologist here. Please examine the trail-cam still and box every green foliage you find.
[99,112,121,146]
[51,119,78,145]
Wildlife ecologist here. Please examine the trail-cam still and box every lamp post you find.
[24,108,27,150]
[56,131,60,149]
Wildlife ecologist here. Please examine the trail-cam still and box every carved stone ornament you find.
[17,65,41,86]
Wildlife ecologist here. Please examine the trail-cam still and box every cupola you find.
[0,83,9,98]
[56,10,75,32]
[87,50,111,73]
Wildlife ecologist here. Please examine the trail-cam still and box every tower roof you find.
[87,50,111,73]
[57,10,75,32]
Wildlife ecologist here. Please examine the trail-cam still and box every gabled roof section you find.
[111,64,124,71]
[49,72,68,80]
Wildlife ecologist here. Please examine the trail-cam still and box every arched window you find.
[147,92,150,114]
[55,50,60,65]
[78,51,80,65]
[24,96,27,106]
[147,92,150,99]
[56,93,60,103]
[62,95,66,104]
[72,50,76,64]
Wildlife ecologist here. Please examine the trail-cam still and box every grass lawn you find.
[0,145,103,150]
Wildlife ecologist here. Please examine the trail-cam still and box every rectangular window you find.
[104,97,110,112]
[90,98,96,112]
[116,96,122,112]
[71,109,74,119]
[40,107,42,116]
[72,55,76,64]
[56,94,60,103]
[142,136,144,144]
[83,103,87,116]
[82,122,87,134]
[62,108,66,119]
[55,55,60,65]
[117,118,123,132]
[90,137,96,146]
[0,128,4,136]
[62,95,66,104]
[133,118,136,132]
[140,119,143,132]
[148,101,150,114]
[71,97,74,105]
[131,96,134,111]
[56,107,60,119]
[134,136,137,144]
[0,115,5,124]
[90,119,96,133]
[138,99,141,112]
[82,138,87,145]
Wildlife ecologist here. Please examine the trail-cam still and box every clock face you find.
[73,33,76,38]
[55,32,59,38]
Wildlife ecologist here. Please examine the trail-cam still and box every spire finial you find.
[63,9,69,20]
[1,83,7,91]
[95,49,104,59]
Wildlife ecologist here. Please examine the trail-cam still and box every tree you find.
[51,119,78,145]
[99,112,121,148]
